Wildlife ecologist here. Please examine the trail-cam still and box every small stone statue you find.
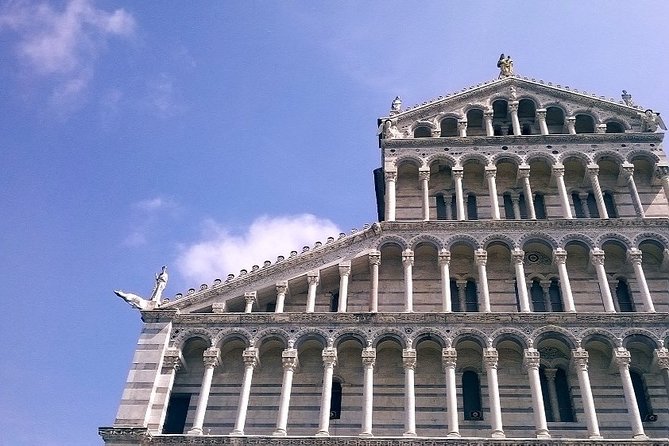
[640,109,667,132]
[378,119,401,139]
[509,85,518,101]
[621,90,635,106]
[497,53,514,78]
[390,96,402,115]
[114,266,169,311]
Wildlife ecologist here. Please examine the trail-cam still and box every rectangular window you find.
[162,393,191,434]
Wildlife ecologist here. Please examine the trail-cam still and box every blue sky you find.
[1,1,668,444]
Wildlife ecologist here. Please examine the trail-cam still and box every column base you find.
[186,427,203,435]
[491,430,506,438]
[588,434,603,440]
[447,432,461,438]
[359,432,373,437]
[229,429,244,436]
[633,433,649,440]
[272,429,287,437]
[315,431,329,437]
[403,431,417,437]
[536,430,551,439]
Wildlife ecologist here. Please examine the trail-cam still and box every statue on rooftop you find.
[114,266,168,310]
[640,109,666,132]
[621,90,635,107]
[379,119,401,139]
[497,54,514,78]
[390,96,402,115]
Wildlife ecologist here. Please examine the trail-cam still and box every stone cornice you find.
[382,132,663,150]
[140,309,179,323]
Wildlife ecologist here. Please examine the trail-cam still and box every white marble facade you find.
[101,73,669,445]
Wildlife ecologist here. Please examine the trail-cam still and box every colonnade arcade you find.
[384,149,668,222]
[218,232,669,315]
[162,327,669,439]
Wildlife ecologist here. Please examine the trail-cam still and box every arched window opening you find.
[467,109,485,136]
[586,193,599,218]
[531,279,546,312]
[330,380,342,419]
[546,107,565,134]
[493,124,503,136]
[555,368,575,422]
[539,367,555,421]
[450,194,457,220]
[549,279,564,312]
[572,193,586,218]
[630,370,654,421]
[462,371,483,420]
[467,194,478,220]
[414,126,432,138]
[604,192,617,218]
[492,100,509,135]
[518,99,536,134]
[440,118,458,137]
[465,279,479,312]
[606,121,624,133]
[503,193,515,219]
[616,279,634,312]
[518,193,528,219]
[575,114,595,133]
[522,123,533,135]
[540,367,575,422]
[436,194,448,220]
[534,193,546,219]
[329,292,339,312]
[162,393,192,434]
[450,279,461,312]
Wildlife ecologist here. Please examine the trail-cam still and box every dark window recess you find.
[549,279,564,312]
[450,280,461,312]
[503,194,514,219]
[266,302,276,312]
[540,367,555,422]
[513,280,521,312]
[330,381,342,419]
[465,280,479,312]
[572,193,585,218]
[450,194,457,219]
[467,194,478,220]
[555,368,575,422]
[330,293,339,312]
[414,126,432,138]
[462,371,483,420]
[616,280,634,312]
[586,193,599,218]
[531,280,546,312]
[534,193,546,219]
[630,370,653,421]
[604,192,617,218]
[436,195,447,220]
[518,193,528,219]
[162,393,191,434]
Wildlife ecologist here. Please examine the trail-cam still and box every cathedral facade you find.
[101,65,669,445]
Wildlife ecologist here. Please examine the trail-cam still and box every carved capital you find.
[322,347,337,367]
[627,248,643,265]
[655,347,669,370]
[553,248,567,265]
[517,165,530,179]
[511,248,525,265]
[403,348,417,370]
[587,164,600,177]
[276,281,288,295]
[590,248,605,266]
[452,167,464,180]
[483,347,498,369]
[523,348,541,370]
[307,271,320,286]
[418,168,431,182]
[362,347,376,367]
[457,120,468,131]
[484,109,494,119]
[243,347,259,368]
[614,347,631,368]
[595,123,607,133]
[368,250,381,266]
[474,248,487,266]
[212,302,227,314]
[655,163,669,180]
[384,170,397,182]
[402,249,414,267]
[621,162,634,179]
[508,101,519,113]
[338,261,351,277]
[282,348,299,371]
[203,347,221,369]
[484,166,497,179]
[442,347,457,369]
[244,291,257,305]
[438,249,451,266]
[551,163,565,177]
[572,347,589,371]
[162,348,183,372]
[535,108,547,121]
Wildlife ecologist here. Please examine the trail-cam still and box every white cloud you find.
[123,196,180,247]
[144,73,185,118]
[176,214,341,284]
[0,0,135,103]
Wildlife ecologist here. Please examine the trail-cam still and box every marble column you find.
[512,249,531,312]
[458,120,468,137]
[442,347,460,437]
[439,250,452,312]
[456,280,467,312]
[572,348,602,439]
[552,164,573,219]
[484,347,505,438]
[316,347,338,436]
[587,164,609,219]
[536,108,548,135]
[360,346,376,437]
[654,347,669,398]
[402,249,414,312]
[403,348,417,437]
[337,261,351,312]
[518,165,536,220]
[590,249,615,312]
[524,348,551,438]
[275,281,288,313]
[158,348,184,432]
[385,170,397,221]
[627,248,655,312]
[273,346,299,436]
[484,109,494,136]
[475,249,491,312]
[453,168,465,221]
[553,249,576,312]
[579,192,591,218]
[485,166,501,220]
[306,271,319,313]
[566,116,576,134]
[622,163,644,217]
[231,347,259,435]
[188,348,221,435]
[419,168,431,221]
[509,101,521,135]
[511,193,521,220]
[614,347,648,439]
[244,291,256,313]
[543,368,561,421]
[368,250,380,312]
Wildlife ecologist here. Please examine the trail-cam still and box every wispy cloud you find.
[123,196,179,247]
[176,214,341,284]
[0,0,135,106]
[143,73,186,118]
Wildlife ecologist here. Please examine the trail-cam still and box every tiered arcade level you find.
[101,74,669,445]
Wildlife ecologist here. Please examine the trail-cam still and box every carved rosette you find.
[361,347,376,368]
[403,348,417,370]
[402,249,415,267]
[572,347,589,371]
[483,348,498,370]
[281,347,299,371]
[322,347,337,367]
[523,348,541,370]
[242,347,259,368]
[203,347,221,369]
[442,347,457,370]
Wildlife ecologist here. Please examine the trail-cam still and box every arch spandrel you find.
[481,234,517,250]
[626,149,661,164]
[490,328,531,349]
[572,109,603,124]
[412,328,448,349]
[409,234,444,251]
[172,328,214,350]
[394,154,424,169]
[451,328,489,349]
[620,330,663,349]
[213,328,252,349]
[377,235,409,251]
[459,152,490,166]
[525,151,558,165]
[426,153,458,168]
[491,152,524,165]
[531,325,578,350]
[518,232,560,250]
[593,150,625,164]
[371,328,409,349]
[559,150,592,165]
[579,328,619,349]
[334,328,369,349]
[634,232,669,250]
[596,233,633,250]
[251,328,290,348]
[560,233,596,249]
[446,234,481,250]
[294,328,331,350]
